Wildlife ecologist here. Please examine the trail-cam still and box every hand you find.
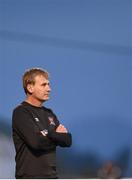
[56,124,68,133]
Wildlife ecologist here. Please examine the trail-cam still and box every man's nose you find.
[47,85,51,92]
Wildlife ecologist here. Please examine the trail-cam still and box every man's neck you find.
[25,96,43,107]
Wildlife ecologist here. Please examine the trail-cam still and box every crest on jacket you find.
[48,116,55,126]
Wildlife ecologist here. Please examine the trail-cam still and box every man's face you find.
[28,75,51,102]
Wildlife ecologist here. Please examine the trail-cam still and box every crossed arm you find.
[12,106,72,152]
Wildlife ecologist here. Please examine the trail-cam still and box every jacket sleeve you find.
[48,129,72,147]
[46,112,72,147]
[12,106,56,151]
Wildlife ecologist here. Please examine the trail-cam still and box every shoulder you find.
[13,103,29,115]
[13,103,23,111]
[12,103,33,125]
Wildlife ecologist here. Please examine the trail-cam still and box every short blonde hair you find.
[23,67,49,94]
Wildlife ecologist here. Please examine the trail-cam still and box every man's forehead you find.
[34,75,49,82]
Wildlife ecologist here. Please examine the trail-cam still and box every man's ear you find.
[27,84,34,94]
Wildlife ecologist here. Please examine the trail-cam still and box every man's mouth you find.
[45,94,49,96]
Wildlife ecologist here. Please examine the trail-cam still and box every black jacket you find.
[12,101,72,179]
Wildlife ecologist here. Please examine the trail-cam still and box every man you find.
[12,67,72,179]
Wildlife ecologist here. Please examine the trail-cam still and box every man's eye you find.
[42,83,49,86]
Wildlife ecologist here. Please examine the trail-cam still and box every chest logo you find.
[34,117,39,122]
[48,117,55,126]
